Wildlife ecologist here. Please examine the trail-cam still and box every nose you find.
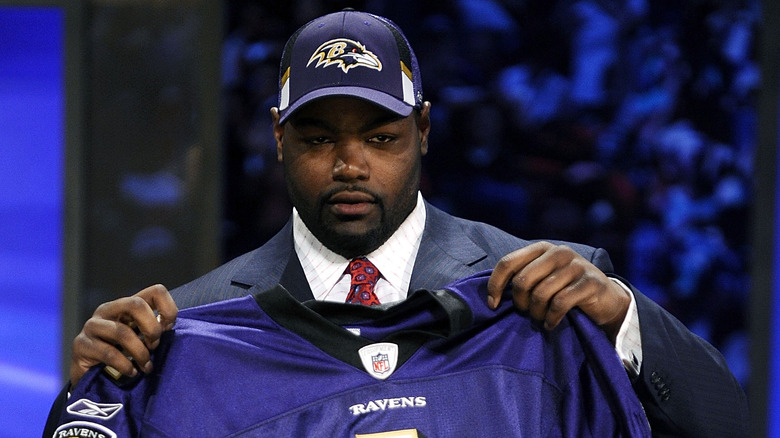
[332,140,369,181]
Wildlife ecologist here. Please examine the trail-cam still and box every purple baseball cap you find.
[277,9,423,124]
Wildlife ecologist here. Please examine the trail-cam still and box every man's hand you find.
[487,241,630,343]
[70,284,178,387]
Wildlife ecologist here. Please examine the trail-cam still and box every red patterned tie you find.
[345,257,381,306]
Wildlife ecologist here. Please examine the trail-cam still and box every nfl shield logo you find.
[372,353,390,374]
[358,342,399,380]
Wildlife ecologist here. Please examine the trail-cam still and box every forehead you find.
[287,96,408,128]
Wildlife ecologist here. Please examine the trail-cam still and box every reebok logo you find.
[67,399,123,420]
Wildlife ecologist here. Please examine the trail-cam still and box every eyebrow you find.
[289,113,406,133]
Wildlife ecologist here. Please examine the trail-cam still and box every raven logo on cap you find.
[307,38,382,74]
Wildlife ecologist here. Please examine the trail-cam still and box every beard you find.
[290,183,418,259]
[313,196,391,258]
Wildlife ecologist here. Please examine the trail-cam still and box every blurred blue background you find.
[0,6,64,437]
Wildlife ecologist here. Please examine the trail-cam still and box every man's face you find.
[273,97,430,259]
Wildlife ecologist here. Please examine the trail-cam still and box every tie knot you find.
[348,257,380,282]
[345,257,381,305]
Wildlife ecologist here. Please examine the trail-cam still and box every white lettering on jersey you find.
[54,421,117,438]
[348,396,427,416]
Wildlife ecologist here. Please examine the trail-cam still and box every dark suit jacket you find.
[43,202,748,437]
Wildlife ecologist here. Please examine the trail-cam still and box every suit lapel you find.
[278,251,314,301]
[229,219,314,300]
[409,202,488,291]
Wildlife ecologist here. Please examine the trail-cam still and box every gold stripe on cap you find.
[400,61,412,80]
[281,67,291,87]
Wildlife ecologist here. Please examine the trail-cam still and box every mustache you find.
[321,185,380,203]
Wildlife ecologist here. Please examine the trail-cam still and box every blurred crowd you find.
[220,0,758,388]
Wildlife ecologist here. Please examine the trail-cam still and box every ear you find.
[271,107,284,162]
[417,101,432,156]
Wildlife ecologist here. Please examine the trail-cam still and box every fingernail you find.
[150,339,160,349]
[129,367,138,377]
[487,295,495,309]
[142,361,153,374]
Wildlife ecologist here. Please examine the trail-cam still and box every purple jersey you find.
[53,271,650,437]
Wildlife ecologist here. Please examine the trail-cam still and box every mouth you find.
[327,191,377,217]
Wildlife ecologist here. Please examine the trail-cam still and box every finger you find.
[130,285,178,349]
[91,316,154,369]
[69,318,148,386]
[70,336,136,386]
[506,243,573,314]
[136,284,178,330]
[487,241,553,309]
[509,245,587,328]
[532,248,586,318]
[539,275,588,330]
[521,261,577,324]
[94,286,177,351]
[536,260,623,332]
[509,273,531,312]
[93,296,159,350]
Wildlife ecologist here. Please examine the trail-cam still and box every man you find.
[45,9,748,437]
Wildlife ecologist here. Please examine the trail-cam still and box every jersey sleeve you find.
[48,367,153,438]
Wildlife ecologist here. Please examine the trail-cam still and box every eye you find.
[307,136,332,145]
[369,134,395,143]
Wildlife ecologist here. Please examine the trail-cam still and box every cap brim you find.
[279,86,414,124]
